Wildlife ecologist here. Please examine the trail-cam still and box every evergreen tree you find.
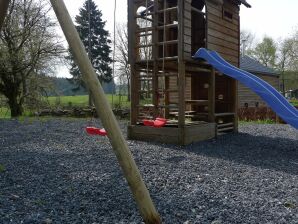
[67,0,112,89]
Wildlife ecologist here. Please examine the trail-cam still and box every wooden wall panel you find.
[169,76,191,103]
[206,0,240,66]
[238,75,280,107]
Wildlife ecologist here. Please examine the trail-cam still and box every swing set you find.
[0,0,161,223]
[0,0,250,222]
[85,0,167,137]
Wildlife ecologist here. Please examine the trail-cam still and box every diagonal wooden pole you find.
[0,0,10,31]
[49,0,161,223]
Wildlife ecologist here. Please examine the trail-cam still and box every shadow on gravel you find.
[180,133,298,175]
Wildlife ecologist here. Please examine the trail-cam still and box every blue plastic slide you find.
[193,48,298,129]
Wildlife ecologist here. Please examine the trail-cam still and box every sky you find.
[55,0,298,77]
[240,0,298,41]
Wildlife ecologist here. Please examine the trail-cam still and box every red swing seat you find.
[86,127,107,136]
[143,117,167,128]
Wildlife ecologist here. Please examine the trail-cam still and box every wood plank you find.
[207,35,239,51]
[178,0,185,129]
[217,122,234,128]
[185,100,209,105]
[215,112,235,116]
[207,13,238,31]
[217,126,234,132]
[207,43,239,57]
[208,20,238,39]
[208,68,216,122]
[184,17,191,28]
[128,0,138,125]
[128,123,216,145]
[208,28,239,45]
[207,2,239,25]
[184,123,216,145]
[223,0,240,14]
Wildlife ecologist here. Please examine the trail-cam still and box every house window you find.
[222,8,233,21]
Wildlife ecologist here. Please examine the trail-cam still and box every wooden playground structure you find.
[0,0,251,223]
[128,0,251,145]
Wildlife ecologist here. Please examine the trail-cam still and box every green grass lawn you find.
[45,94,130,108]
[0,94,130,119]
[290,99,298,107]
[0,107,10,119]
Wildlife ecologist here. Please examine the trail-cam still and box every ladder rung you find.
[158,105,178,109]
[185,100,208,105]
[136,27,154,33]
[157,40,178,45]
[137,104,154,108]
[217,126,234,132]
[158,56,178,61]
[159,89,178,93]
[157,23,178,30]
[138,32,153,37]
[136,44,154,48]
[217,122,234,128]
[157,73,178,77]
[157,6,178,14]
[138,78,153,81]
[137,104,178,109]
[215,113,235,117]
[138,90,153,93]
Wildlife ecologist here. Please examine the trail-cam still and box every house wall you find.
[238,74,280,107]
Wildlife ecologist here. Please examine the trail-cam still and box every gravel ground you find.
[0,118,297,224]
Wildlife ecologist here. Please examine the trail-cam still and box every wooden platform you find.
[127,122,216,145]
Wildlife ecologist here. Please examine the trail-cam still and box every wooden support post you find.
[178,0,185,129]
[128,0,138,125]
[152,0,159,118]
[0,0,10,31]
[208,68,215,122]
[49,0,161,223]
[164,76,170,118]
[233,79,239,131]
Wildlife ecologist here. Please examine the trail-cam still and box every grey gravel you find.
[0,118,297,224]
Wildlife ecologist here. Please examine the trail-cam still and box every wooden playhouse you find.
[127,0,251,145]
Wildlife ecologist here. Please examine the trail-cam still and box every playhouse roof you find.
[240,55,279,76]
[238,0,251,8]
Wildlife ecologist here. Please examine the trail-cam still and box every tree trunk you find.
[127,78,131,102]
[8,97,23,117]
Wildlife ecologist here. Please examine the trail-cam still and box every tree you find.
[115,23,130,101]
[240,29,255,56]
[66,0,112,89]
[248,36,277,68]
[276,38,294,95]
[0,0,64,117]
[276,31,298,94]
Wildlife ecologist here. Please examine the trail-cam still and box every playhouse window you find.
[222,8,233,21]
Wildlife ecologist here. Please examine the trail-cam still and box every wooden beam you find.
[128,0,138,125]
[152,0,159,118]
[178,0,185,129]
[49,0,161,223]
[208,68,216,122]
[0,0,10,31]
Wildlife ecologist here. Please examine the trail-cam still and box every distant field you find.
[45,94,130,108]
[0,95,130,119]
